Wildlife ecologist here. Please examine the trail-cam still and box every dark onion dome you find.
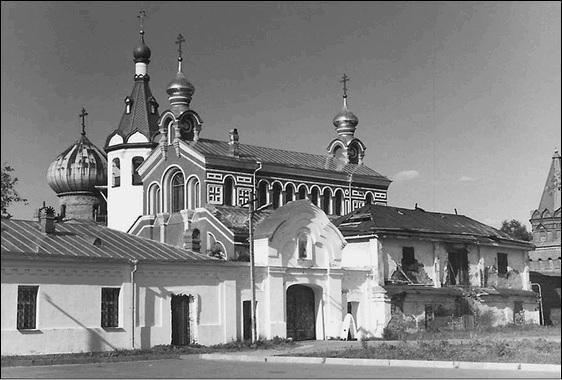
[332,107,359,136]
[133,40,151,63]
[47,134,108,195]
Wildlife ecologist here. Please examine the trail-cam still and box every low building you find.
[334,203,539,331]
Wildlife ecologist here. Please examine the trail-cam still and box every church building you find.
[103,27,390,259]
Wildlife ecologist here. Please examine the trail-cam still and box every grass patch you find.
[295,338,561,364]
[384,323,561,341]
[1,337,295,367]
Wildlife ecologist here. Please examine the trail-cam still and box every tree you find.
[499,219,533,241]
[1,165,28,219]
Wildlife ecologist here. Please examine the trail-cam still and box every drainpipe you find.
[130,259,138,349]
[530,282,544,326]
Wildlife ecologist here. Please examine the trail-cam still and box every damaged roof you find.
[1,218,217,263]
[191,138,389,180]
[206,204,274,237]
[334,204,534,248]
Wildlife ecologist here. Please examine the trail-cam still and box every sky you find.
[1,1,560,229]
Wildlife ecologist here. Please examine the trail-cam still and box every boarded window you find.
[17,286,38,330]
[498,253,508,276]
[101,288,120,328]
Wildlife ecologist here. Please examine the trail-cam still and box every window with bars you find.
[17,286,38,330]
[101,288,120,328]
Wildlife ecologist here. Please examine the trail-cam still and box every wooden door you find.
[171,295,190,346]
[286,285,316,340]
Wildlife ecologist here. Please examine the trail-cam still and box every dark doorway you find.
[447,249,469,285]
[243,300,251,341]
[286,285,316,341]
[171,295,190,346]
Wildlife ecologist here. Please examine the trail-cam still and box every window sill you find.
[17,329,43,334]
[297,258,313,267]
[101,327,125,332]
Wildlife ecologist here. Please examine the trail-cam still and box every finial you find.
[175,33,186,72]
[137,10,147,41]
[340,73,350,108]
[79,107,88,135]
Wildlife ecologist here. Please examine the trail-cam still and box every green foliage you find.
[1,165,28,219]
[499,219,532,241]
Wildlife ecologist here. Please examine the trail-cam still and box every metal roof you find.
[207,205,274,236]
[190,138,389,179]
[334,204,534,248]
[1,218,217,263]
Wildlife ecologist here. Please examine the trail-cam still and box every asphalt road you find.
[1,357,559,379]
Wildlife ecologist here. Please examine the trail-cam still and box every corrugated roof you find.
[1,218,216,263]
[191,138,389,179]
[334,204,533,248]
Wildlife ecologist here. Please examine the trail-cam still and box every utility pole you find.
[248,185,257,344]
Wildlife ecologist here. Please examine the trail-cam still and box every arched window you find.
[192,229,201,252]
[297,231,312,260]
[297,185,307,200]
[272,182,282,209]
[334,190,344,215]
[310,187,320,207]
[224,177,235,206]
[257,181,268,208]
[170,172,185,212]
[148,184,160,215]
[285,184,295,203]
[365,192,373,205]
[112,158,120,187]
[187,177,200,209]
[155,187,161,213]
[132,156,144,186]
[322,188,331,214]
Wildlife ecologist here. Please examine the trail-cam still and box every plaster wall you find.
[107,148,151,232]
[1,261,131,355]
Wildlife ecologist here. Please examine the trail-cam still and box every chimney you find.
[38,205,56,234]
[228,128,239,158]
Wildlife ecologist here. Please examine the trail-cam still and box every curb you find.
[193,354,561,373]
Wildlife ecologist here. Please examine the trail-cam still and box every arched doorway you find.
[286,285,316,340]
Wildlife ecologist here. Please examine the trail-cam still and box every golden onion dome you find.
[332,107,359,136]
[47,134,107,195]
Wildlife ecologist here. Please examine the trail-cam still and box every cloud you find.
[393,170,420,181]
[459,176,477,182]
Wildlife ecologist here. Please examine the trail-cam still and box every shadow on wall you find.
[43,294,117,352]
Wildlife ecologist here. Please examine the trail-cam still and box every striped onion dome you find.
[47,134,107,195]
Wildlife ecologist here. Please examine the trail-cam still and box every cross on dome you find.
[340,73,350,98]
[137,10,147,39]
[176,33,186,62]
[79,107,88,135]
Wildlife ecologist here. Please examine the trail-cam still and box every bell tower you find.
[104,10,160,232]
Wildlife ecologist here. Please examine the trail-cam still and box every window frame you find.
[497,252,508,276]
[170,172,185,212]
[17,285,38,330]
[101,287,120,328]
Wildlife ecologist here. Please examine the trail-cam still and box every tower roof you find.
[536,150,562,214]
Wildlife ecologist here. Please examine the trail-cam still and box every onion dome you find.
[166,34,195,113]
[47,110,107,195]
[333,107,359,136]
[133,34,151,63]
[332,74,359,137]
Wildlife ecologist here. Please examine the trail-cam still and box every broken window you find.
[401,247,416,271]
[101,288,120,328]
[17,286,38,330]
[497,253,508,276]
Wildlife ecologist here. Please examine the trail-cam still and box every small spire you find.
[175,33,186,72]
[340,73,350,109]
[137,9,147,42]
[79,107,88,136]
